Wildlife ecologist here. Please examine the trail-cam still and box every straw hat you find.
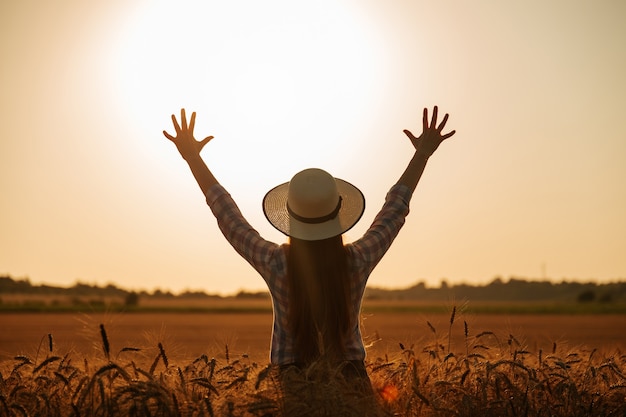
[263,168,365,241]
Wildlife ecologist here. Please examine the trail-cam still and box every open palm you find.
[163,108,214,161]
[403,106,456,158]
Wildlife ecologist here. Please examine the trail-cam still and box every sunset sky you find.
[1,0,625,295]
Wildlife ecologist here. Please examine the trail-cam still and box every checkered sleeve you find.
[341,184,412,361]
[205,184,284,287]
[349,184,412,277]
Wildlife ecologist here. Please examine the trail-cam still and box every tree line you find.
[365,276,626,303]
[1,274,624,303]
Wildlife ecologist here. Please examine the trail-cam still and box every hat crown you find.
[287,169,340,220]
[262,167,365,241]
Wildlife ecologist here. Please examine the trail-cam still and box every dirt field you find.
[1,312,625,363]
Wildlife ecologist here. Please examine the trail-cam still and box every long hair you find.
[286,235,352,364]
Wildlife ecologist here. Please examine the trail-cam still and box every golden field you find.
[1,310,625,363]
[1,300,625,416]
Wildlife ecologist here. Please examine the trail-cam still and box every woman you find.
[162,107,456,383]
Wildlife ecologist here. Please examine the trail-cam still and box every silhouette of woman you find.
[162,106,456,389]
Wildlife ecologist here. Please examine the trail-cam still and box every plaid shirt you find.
[205,183,412,365]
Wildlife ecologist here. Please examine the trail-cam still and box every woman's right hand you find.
[402,106,456,158]
[163,108,214,161]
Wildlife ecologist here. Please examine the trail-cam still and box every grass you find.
[1,310,625,416]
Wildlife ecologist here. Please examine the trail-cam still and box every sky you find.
[1,0,625,295]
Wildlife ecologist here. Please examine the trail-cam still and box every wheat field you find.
[1,310,625,416]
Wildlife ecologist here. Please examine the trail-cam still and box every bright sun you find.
[109,0,387,186]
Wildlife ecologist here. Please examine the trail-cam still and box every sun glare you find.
[108,0,387,183]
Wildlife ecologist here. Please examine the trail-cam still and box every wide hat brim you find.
[263,177,365,241]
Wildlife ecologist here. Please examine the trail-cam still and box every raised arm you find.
[397,106,456,193]
[163,109,218,196]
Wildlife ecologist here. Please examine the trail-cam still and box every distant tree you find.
[153,289,174,298]
[0,276,33,293]
[180,290,211,298]
[125,291,140,307]
[235,290,270,299]
[104,283,127,297]
[490,277,504,286]
[577,289,595,303]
